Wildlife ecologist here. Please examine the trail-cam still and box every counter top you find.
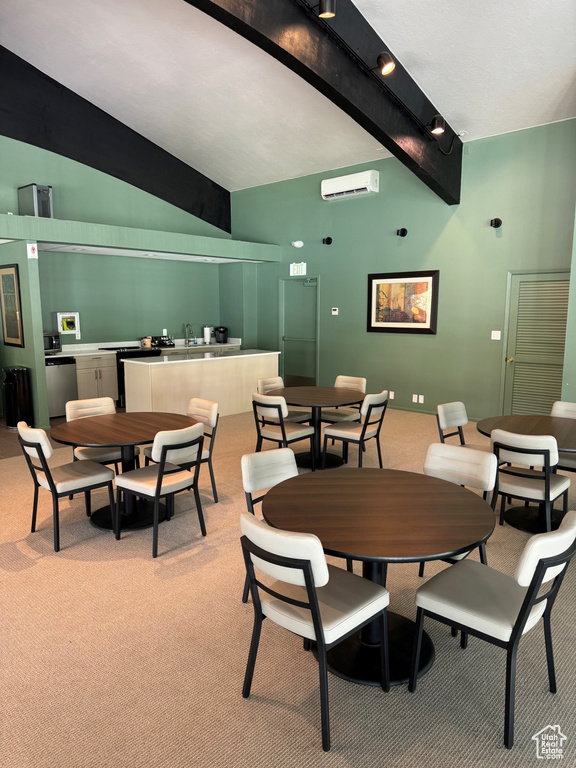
[46,338,241,359]
[125,348,279,364]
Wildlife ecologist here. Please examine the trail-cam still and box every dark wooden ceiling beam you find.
[187,0,462,205]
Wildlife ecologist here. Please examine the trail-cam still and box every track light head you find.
[396,228,408,237]
[376,51,395,76]
[318,0,336,18]
[430,115,445,135]
[490,218,502,229]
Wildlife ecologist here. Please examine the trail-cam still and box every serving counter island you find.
[124,349,280,416]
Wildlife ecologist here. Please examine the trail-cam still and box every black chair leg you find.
[376,438,383,468]
[418,561,425,578]
[504,646,518,749]
[241,575,250,604]
[303,638,311,651]
[318,647,331,751]
[321,436,328,470]
[84,490,92,517]
[193,486,207,536]
[408,607,425,692]
[479,542,487,565]
[460,632,468,649]
[152,497,160,558]
[242,612,263,698]
[358,440,363,468]
[52,496,60,553]
[114,489,122,540]
[31,484,39,533]
[543,610,557,693]
[499,494,506,525]
[208,460,218,502]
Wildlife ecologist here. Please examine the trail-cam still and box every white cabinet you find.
[76,354,118,400]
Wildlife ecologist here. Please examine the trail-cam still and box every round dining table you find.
[477,414,576,532]
[263,467,495,686]
[267,386,365,469]
[50,411,198,530]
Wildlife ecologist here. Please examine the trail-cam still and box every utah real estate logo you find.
[532,725,567,759]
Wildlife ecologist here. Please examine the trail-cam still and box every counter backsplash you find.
[59,337,242,354]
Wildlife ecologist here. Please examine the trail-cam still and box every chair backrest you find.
[17,421,54,461]
[334,375,367,393]
[187,397,218,430]
[515,510,576,586]
[66,397,116,422]
[360,390,388,421]
[491,429,559,468]
[240,512,329,587]
[437,401,468,431]
[151,423,204,466]
[241,449,298,499]
[551,401,576,420]
[257,376,284,395]
[424,442,497,492]
[252,392,289,420]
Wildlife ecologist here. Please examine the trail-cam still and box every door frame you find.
[278,275,320,384]
[499,268,570,414]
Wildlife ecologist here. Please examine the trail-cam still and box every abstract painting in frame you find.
[367,270,439,334]
[0,264,24,347]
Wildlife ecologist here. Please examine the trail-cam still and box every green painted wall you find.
[0,135,228,238]
[231,121,576,420]
[218,262,259,348]
[562,205,576,401]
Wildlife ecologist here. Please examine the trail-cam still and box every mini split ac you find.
[320,170,379,201]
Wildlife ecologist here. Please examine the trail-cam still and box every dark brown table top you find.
[476,414,576,452]
[263,467,494,563]
[50,412,198,448]
[268,386,365,408]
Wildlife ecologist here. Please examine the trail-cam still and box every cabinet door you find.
[98,366,118,401]
[77,367,100,399]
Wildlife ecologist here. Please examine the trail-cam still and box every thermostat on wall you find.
[56,311,81,339]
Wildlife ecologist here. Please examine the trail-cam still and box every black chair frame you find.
[491,442,568,532]
[115,433,205,558]
[322,398,388,469]
[19,435,115,553]
[409,537,576,748]
[241,535,389,752]
[252,400,315,470]
[200,412,219,503]
[436,414,467,445]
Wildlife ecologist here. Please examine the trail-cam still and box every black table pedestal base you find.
[503,505,564,534]
[295,451,343,470]
[89,500,167,531]
[313,612,434,687]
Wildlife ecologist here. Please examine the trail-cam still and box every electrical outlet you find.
[331,308,338,315]
[418,395,424,404]
[491,330,501,340]
[389,391,394,400]
[412,394,418,403]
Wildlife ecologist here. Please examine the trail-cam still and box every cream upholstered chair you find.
[436,401,492,452]
[418,443,498,577]
[17,421,115,552]
[322,390,388,468]
[66,397,138,471]
[145,398,220,503]
[240,512,390,752]
[551,401,576,472]
[114,424,205,557]
[409,511,576,749]
[491,429,570,532]
[252,393,315,468]
[256,376,310,423]
[240,448,299,602]
[321,374,367,425]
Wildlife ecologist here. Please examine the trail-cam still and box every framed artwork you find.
[0,264,24,347]
[367,270,439,334]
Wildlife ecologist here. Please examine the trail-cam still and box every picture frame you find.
[367,270,439,334]
[0,263,24,347]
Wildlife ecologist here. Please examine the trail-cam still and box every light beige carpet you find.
[1,409,575,767]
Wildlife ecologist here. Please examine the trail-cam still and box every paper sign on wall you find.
[26,242,38,259]
[56,311,81,339]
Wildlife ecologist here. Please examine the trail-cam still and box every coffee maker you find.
[215,326,228,344]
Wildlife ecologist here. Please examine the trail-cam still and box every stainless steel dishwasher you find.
[45,357,78,418]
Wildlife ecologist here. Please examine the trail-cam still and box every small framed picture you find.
[0,264,24,347]
[367,270,439,334]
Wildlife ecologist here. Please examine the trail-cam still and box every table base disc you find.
[313,612,434,687]
[503,505,564,534]
[294,451,344,470]
[89,500,167,531]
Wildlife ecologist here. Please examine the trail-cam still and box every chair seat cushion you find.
[321,407,361,423]
[261,564,389,645]
[115,463,196,496]
[416,559,546,642]
[323,422,377,441]
[497,467,570,500]
[37,461,114,494]
[74,446,140,463]
[261,423,315,441]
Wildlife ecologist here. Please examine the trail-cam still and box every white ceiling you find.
[1,0,575,193]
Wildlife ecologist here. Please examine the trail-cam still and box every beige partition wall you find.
[124,351,279,416]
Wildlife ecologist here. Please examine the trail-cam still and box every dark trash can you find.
[3,367,33,429]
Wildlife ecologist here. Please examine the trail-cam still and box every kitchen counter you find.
[47,338,241,359]
[124,348,279,417]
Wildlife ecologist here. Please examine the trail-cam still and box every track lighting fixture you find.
[430,115,445,135]
[318,0,336,18]
[322,237,333,245]
[396,228,408,237]
[490,218,502,229]
[376,51,395,76]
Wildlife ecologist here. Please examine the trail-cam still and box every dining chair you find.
[17,421,115,552]
[114,423,205,557]
[320,374,367,425]
[240,512,390,752]
[65,396,132,471]
[321,390,388,468]
[409,510,576,749]
[145,398,220,503]
[252,393,316,468]
[551,400,576,473]
[491,429,570,532]
[240,447,299,602]
[418,442,498,577]
[256,376,310,423]
[436,401,492,453]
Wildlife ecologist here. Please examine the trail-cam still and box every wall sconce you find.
[322,237,333,245]
[376,51,395,76]
[490,218,502,229]
[318,0,336,18]
[396,228,408,237]
[291,240,304,248]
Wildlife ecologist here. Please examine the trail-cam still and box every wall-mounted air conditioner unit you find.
[320,170,379,201]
